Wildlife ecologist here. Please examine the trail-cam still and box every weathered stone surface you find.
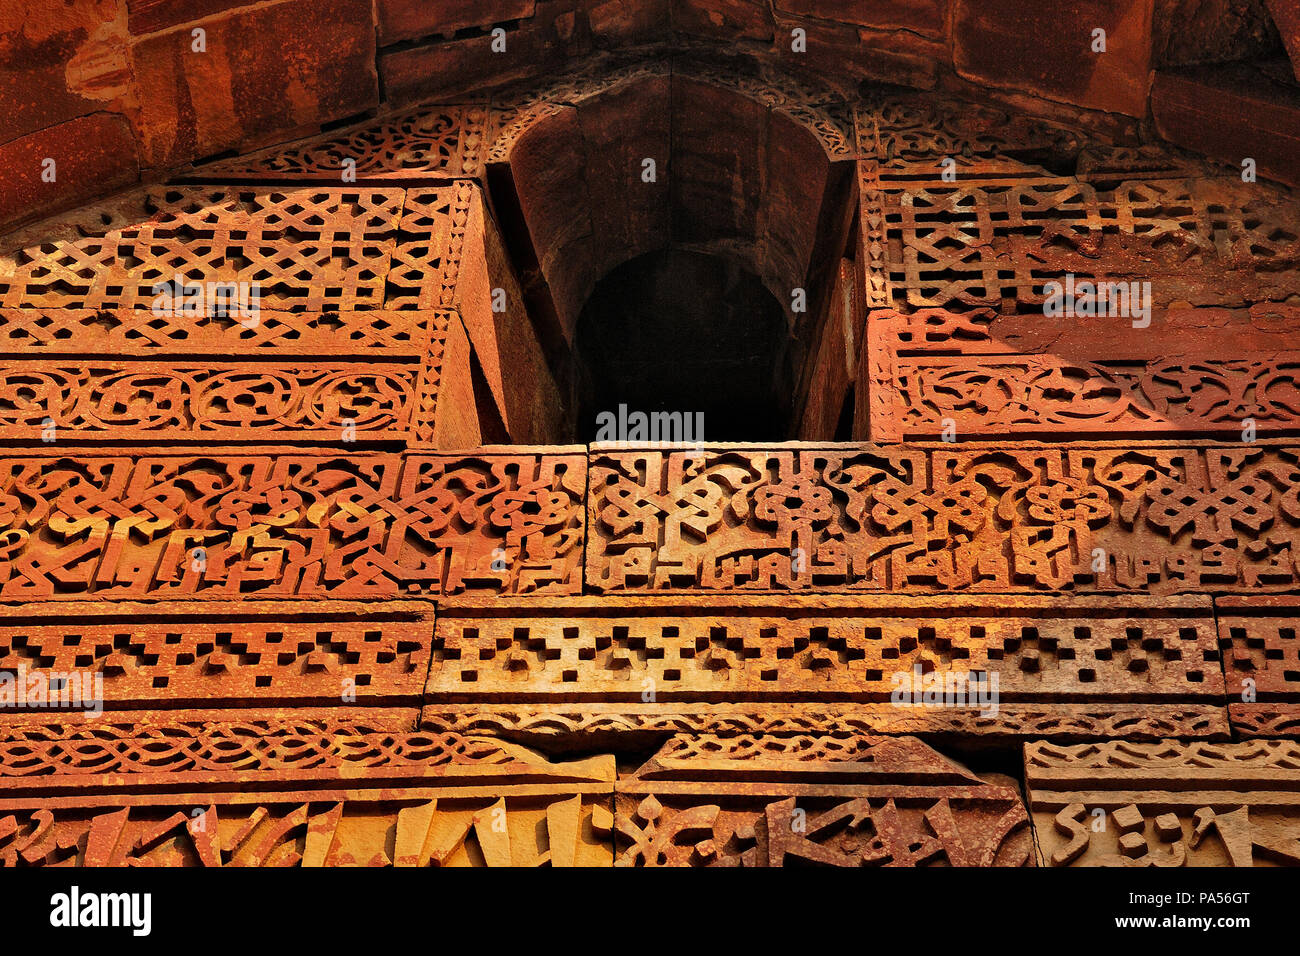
[179,105,492,182]
[868,304,1300,441]
[797,258,858,440]
[381,20,570,106]
[670,0,775,41]
[0,730,614,865]
[1265,0,1300,79]
[448,186,566,444]
[423,313,487,448]
[1152,63,1300,187]
[423,594,1227,742]
[616,733,1033,865]
[770,9,948,91]
[124,0,254,36]
[0,600,431,711]
[588,443,1300,594]
[128,0,378,169]
[587,0,671,45]
[1027,739,1300,866]
[1217,596,1300,736]
[0,450,584,599]
[0,114,139,235]
[0,1,134,142]
[1154,0,1286,67]
[377,0,538,45]
[953,0,1155,117]
[774,0,948,36]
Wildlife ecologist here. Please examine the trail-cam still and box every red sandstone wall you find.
[0,0,1299,875]
[3,0,1298,236]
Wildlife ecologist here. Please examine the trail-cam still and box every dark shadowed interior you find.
[574,249,792,441]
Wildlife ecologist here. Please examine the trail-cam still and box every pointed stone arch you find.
[480,57,860,439]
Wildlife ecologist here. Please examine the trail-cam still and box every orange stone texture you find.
[0,0,1297,872]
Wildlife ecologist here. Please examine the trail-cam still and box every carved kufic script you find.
[389,453,586,595]
[587,444,1300,594]
[423,595,1227,741]
[0,453,402,600]
[0,451,583,600]
[615,734,1032,867]
[0,733,615,866]
[1026,740,1300,867]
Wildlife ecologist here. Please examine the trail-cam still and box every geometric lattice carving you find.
[0,308,431,355]
[1217,596,1300,737]
[423,594,1226,742]
[387,183,475,311]
[0,188,405,313]
[0,602,432,710]
[881,177,1300,313]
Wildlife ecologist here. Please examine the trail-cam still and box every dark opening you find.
[573,248,792,442]
[834,386,855,441]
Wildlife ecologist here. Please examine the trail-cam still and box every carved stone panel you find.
[387,452,586,596]
[1216,596,1300,737]
[0,361,419,442]
[0,450,584,600]
[1026,740,1300,866]
[615,733,1033,866]
[0,188,406,313]
[587,443,1300,595]
[179,106,491,182]
[421,594,1227,742]
[0,600,433,711]
[0,728,613,866]
[867,302,1300,442]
